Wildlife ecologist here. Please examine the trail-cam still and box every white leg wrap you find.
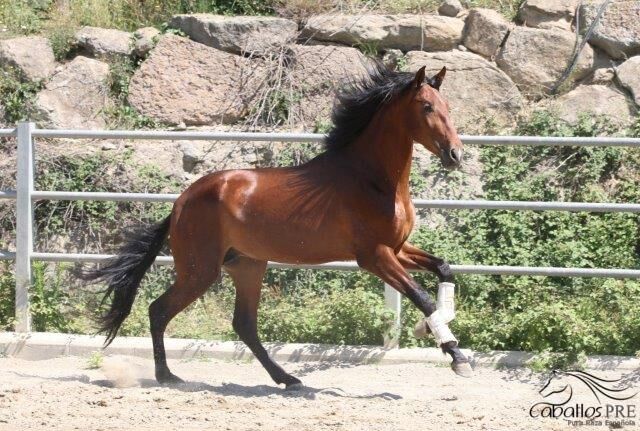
[426,309,458,346]
[436,282,455,323]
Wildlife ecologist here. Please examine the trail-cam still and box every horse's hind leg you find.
[149,244,223,384]
[225,256,303,389]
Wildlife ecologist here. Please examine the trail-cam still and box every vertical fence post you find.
[383,283,402,348]
[15,121,35,332]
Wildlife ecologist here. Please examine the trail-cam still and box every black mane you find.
[324,61,415,151]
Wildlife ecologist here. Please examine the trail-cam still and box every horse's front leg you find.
[397,242,456,325]
[397,242,454,282]
[358,245,472,377]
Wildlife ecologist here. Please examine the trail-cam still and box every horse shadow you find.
[8,371,402,401]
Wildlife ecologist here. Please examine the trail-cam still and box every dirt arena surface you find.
[0,355,637,430]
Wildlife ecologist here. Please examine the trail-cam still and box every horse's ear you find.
[413,66,426,89]
[430,67,446,90]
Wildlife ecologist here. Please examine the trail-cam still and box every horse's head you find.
[539,370,571,400]
[406,66,463,170]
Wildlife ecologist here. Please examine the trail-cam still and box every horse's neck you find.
[348,107,414,195]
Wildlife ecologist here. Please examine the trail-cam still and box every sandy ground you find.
[0,355,637,431]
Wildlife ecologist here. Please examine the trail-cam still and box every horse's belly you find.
[224,187,356,263]
[230,220,356,264]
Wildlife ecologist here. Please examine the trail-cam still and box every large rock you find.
[301,14,465,52]
[405,50,523,130]
[463,8,511,58]
[0,36,56,82]
[34,56,110,129]
[133,27,161,58]
[579,1,640,60]
[75,26,133,57]
[551,85,636,126]
[496,27,594,96]
[438,0,464,17]
[169,14,297,55]
[617,56,640,106]
[128,35,269,126]
[585,67,615,85]
[287,45,370,129]
[518,0,579,31]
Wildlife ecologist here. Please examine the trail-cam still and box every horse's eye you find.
[423,104,434,114]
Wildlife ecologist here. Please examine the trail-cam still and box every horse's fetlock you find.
[437,261,454,282]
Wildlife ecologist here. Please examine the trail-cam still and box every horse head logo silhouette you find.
[539,370,637,405]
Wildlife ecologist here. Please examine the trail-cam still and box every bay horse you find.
[82,61,471,389]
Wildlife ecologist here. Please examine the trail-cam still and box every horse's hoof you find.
[157,373,184,385]
[413,319,432,339]
[451,361,473,378]
[285,382,304,391]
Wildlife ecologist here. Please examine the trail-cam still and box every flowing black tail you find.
[80,216,171,346]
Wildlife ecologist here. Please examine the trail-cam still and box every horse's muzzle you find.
[440,147,463,170]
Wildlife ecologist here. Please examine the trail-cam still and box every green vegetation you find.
[0,263,15,329]
[0,0,525,38]
[104,58,158,129]
[47,18,77,60]
[0,0,47,35]
[85,350,104,369]
[251,89,302,128]
[0,0,277,35]
[1,101,639,369]
[355,41,380,58]
[0,67,42,123]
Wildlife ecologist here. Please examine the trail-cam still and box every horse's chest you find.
[368,196,415,247]
[352,187,415,248]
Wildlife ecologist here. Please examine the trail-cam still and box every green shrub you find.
[251,89,300,127]
[29,151,179,251]
[630,115,640,138]
[0,68,42,123]
[258,285,393,345]
[103,57,159,129]
[0,262,15,330]
[48,23,77,61]
[30,262,74,332]
[85,351,104,369]
[271,142,322,167]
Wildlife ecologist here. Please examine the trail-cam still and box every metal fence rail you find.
[1,122,640,334]
[12,191,640,213]
[27,252,640,279]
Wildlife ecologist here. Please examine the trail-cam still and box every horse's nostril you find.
[449,148,462,163]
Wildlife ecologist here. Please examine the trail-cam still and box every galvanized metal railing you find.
[1,122,640,336]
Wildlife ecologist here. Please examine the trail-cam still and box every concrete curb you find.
[1,332,638,370]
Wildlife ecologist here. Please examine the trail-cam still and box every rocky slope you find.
[0,0,638,201]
